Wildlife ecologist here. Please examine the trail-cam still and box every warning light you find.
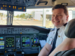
[13,6,15,9]
[24,7,25,9]
[1,7,3,9]
[3,5,7,7]
[9,6,11,8]
[18,7,22,10]
[15,6,16,9]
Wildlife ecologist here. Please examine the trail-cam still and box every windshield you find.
[13,8,54,28]
[0,10,7,25]
[0,8,75,28]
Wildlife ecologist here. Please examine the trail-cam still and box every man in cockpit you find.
[38,4,69,56]
[49,19,75,56]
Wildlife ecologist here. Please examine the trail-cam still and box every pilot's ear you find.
[66,15,69,21]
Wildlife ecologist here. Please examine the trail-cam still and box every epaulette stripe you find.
[51,28,55,31]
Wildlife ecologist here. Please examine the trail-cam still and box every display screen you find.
[31,38,39,47]
[0,41,4,49]
[6,37,14,48]
[34,38,39,43]
[0,4,26,11]
[0,37,3,40]
[22,37,30,47]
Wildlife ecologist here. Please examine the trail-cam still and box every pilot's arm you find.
[38,30,54,56]
[38,43,52,56]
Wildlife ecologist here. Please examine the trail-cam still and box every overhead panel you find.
[0,0,26,6]
[0,0,27,11]
[0,4,26,11]
[0,0,75,9]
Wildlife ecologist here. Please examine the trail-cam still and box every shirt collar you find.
[55,23,67,31]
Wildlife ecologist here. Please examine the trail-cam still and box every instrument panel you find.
[0,27,39,34]
[0,25,50,56]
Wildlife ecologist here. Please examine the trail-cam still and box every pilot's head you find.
[52,4,69,28]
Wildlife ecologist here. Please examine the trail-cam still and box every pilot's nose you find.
[53,15,58,20]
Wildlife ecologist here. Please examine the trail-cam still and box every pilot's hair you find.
[52,4,68,15]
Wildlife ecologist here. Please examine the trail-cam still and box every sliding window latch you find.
[37,1,48,5]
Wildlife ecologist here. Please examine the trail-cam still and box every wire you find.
[70,0,75,5]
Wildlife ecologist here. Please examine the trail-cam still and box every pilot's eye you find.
[57,14,62,16]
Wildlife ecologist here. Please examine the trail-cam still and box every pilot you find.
[49,19,75,56]
[38,4,69,56]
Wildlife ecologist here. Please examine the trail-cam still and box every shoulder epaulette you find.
[51,28,55,31]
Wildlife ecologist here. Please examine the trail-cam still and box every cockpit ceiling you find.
[0,0,75,9]
[35,0,75,8]
[53,0,75,6]
[23,0,75,8]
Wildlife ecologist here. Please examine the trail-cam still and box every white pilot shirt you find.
[47,25,67,47]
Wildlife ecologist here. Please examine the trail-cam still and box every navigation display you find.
[0,41,4,49]
[22,37,30,47]
[6,37,14,48]
[34,38,39,43]
[31,38,39,47]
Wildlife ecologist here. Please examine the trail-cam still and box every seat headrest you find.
[65,19,75,38]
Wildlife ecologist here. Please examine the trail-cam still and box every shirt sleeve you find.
[63,33,67,41]
[46,32,53,45]
[63,26,67,41]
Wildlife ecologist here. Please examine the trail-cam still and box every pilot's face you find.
[52,8,68,28]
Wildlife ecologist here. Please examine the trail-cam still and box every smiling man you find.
[38,4,69,56]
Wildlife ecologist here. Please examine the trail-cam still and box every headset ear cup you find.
[65,19,75,38]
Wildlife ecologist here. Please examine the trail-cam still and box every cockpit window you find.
[13,8,75,28]
[13,8,54,28]
[68,8,75,21]
[0,10,7,25]
[13,9,43,26]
